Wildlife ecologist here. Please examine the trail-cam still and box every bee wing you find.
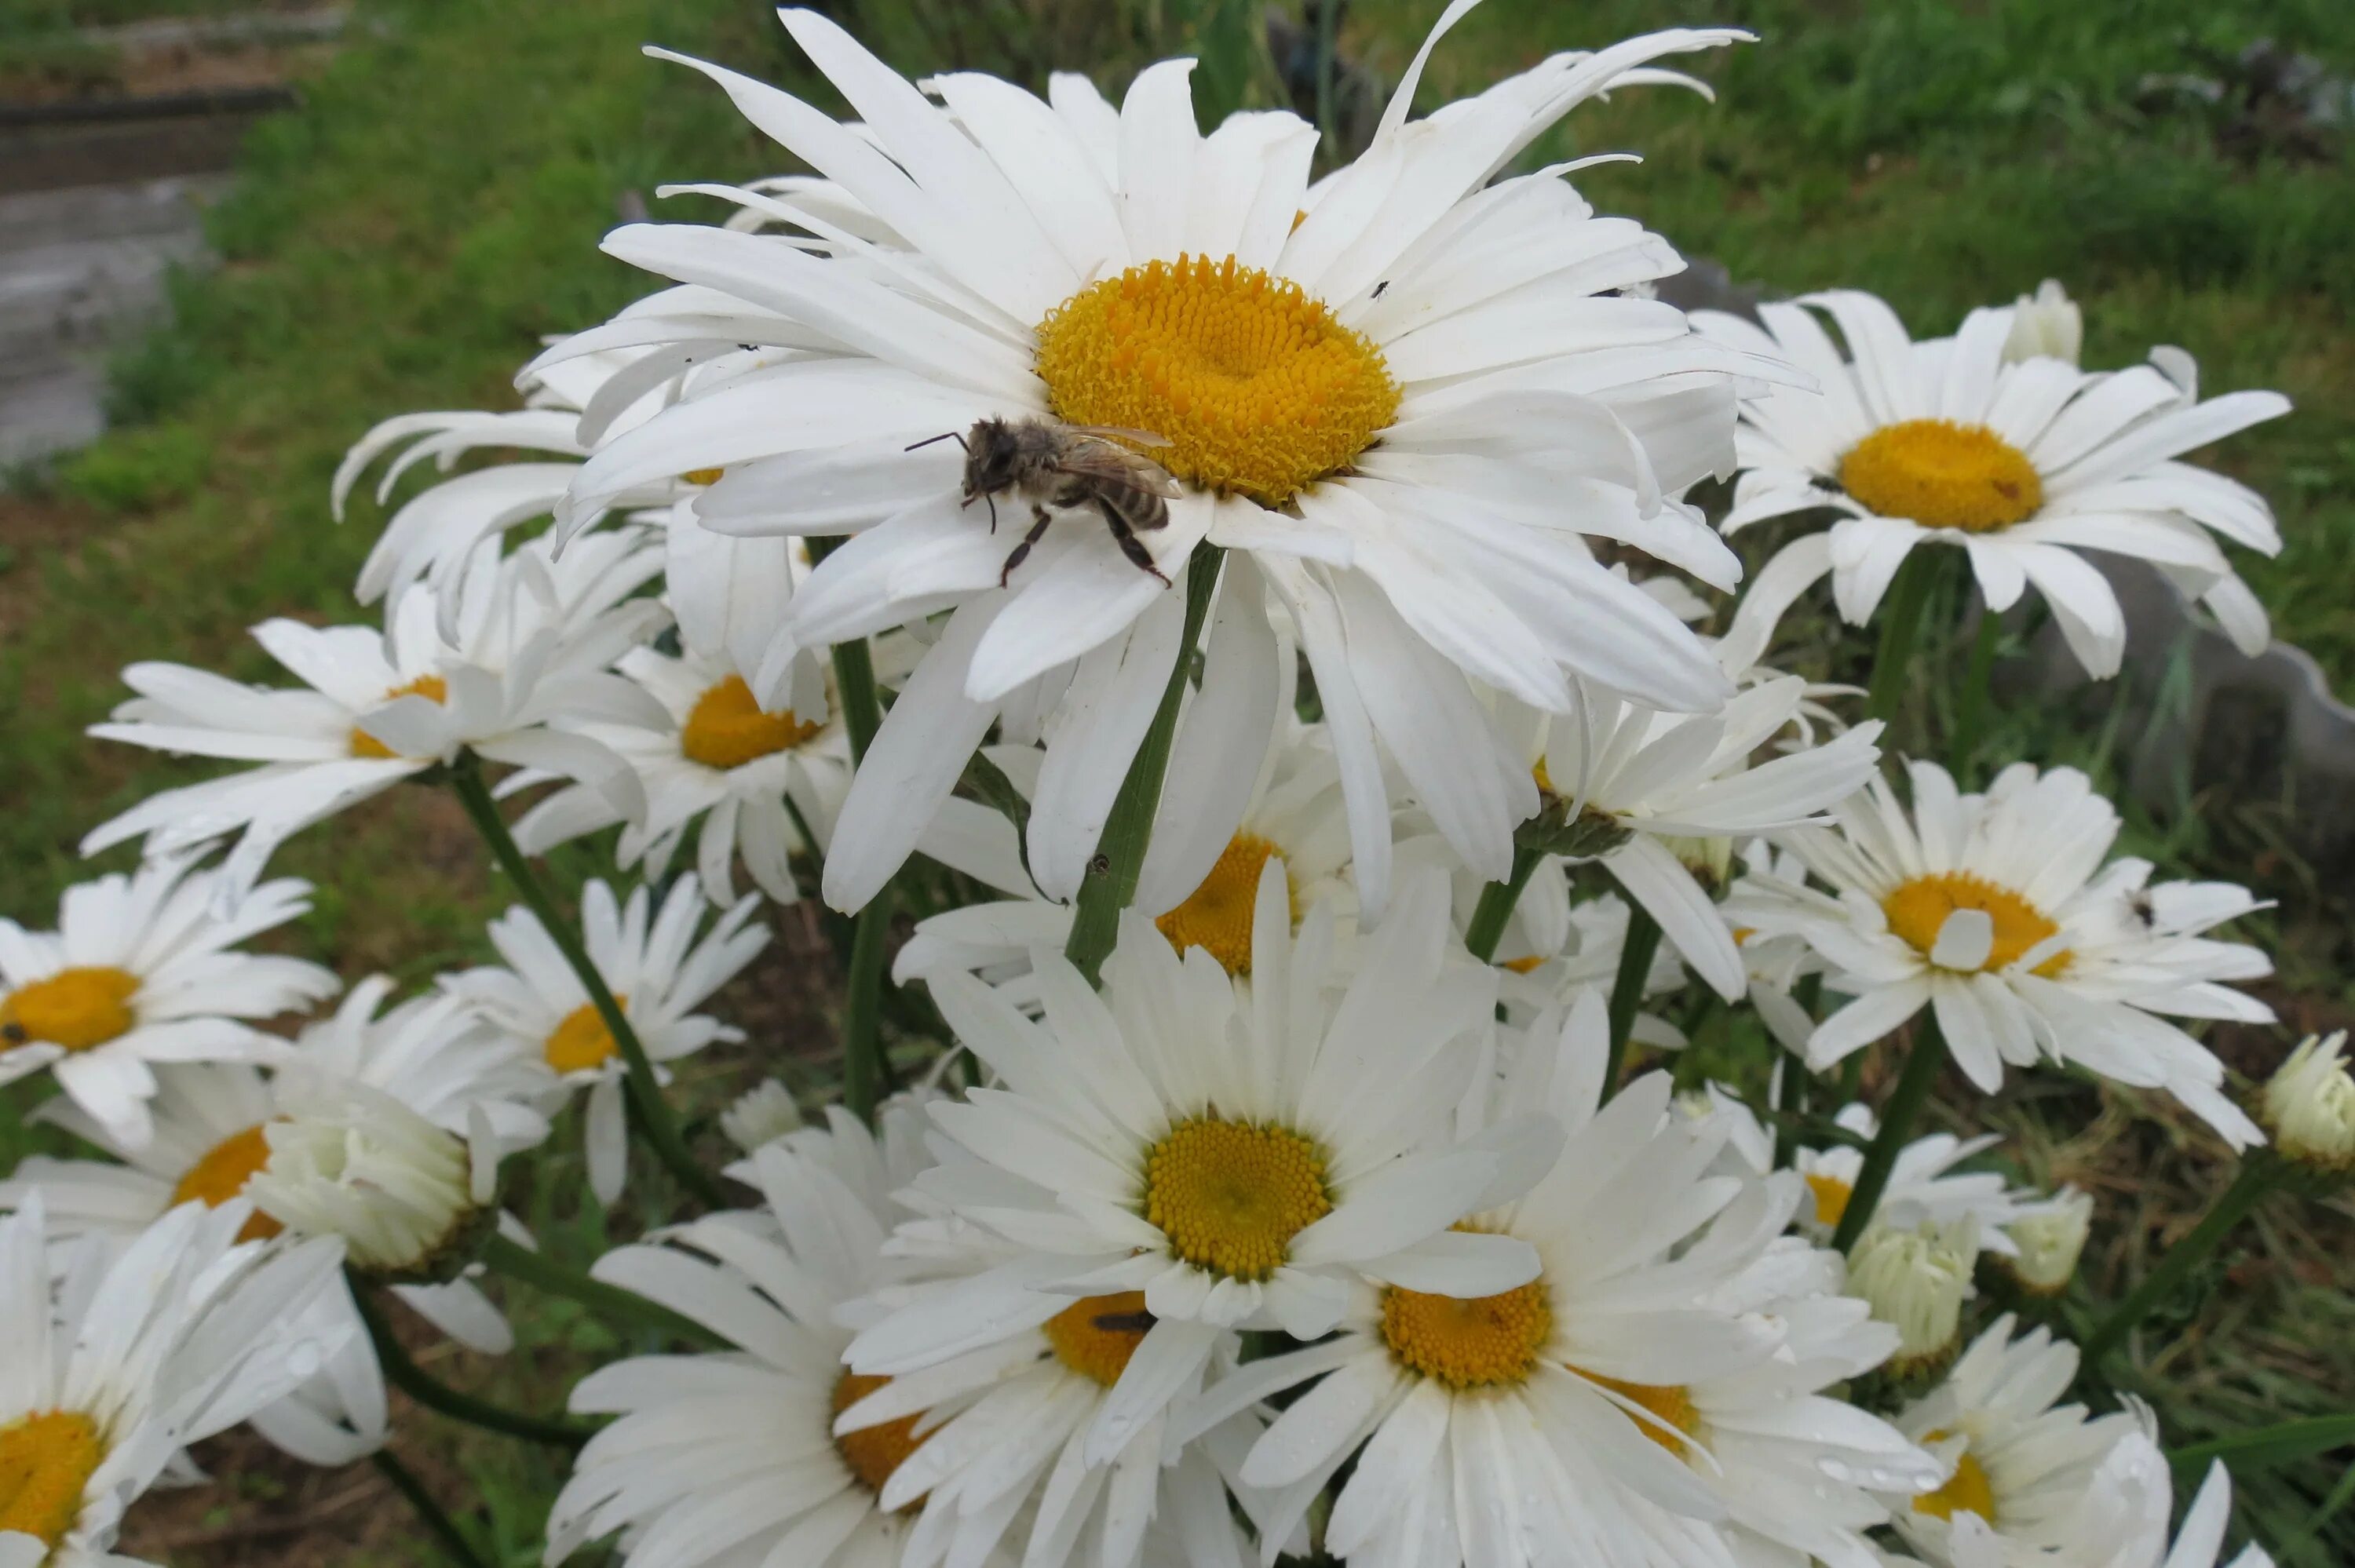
[1063,424,1173,450]
[1053,440,1184,498]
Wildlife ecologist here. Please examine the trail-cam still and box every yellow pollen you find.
[1838,420,2043,534]
[1805,1172,1854,1228]
[1499,955,1546,975]
[1882,872,2068,975]
[170,1125,283,1243]
[0,967,138,1052]
[831,1372,929,1506]
[544,997,627,1075]
[1380,1277,1554,1390]
[681,467,725,486]
[1042,1292,1153,1387]
[1143,1117,1332,1281]
[1035,254,1399,505]
[0,1409,101,1548]
[679,675,823,771]
[1914,1446,1996,1522]
[1578,1370,1703,1455]
[350,673,447,760]
[1532,757,1555,796]
[1155,833,1295,975]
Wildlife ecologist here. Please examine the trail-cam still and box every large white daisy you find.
[1700,290,2291,678]
[1732,760,2272,1146]
[1923,1431,2273,1568]
[0,856,337,1147]
[549,3,1789,920]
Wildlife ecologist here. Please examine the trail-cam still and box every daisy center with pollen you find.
[0,967,138,1052]
[350,674,447,760]
[1913,1441,1996,1522]
[680,675,823,771]
[171,1124,284,1243]
[1838,420,2043,534]
[831,1372,929,1504]
[1143,1117,1332,1281]
[1035,254,1399,505]
[1805,1172,1855,1228]
[1578,1370,1704,1455]
[1042,1291,1154,1387]
[1882,872,2068,975]
[544,997,628,1074]
[0,1409,102,1548]
[1155,833,1297,976]
[1380,1275,1554,1391]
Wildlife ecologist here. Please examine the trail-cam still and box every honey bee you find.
[907,418,1182,586]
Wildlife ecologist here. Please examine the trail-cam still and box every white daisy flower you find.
[447,877,766,1204]
[552,4,1787,920]
[0,1198,345,1568]
[1930,1430,2273,1568]
[546,1107,940,1568]
[1998,1187,2094,1296]
[82,526,670,910]
[0,856,337,1147]
[1700,289,2291,678]
[1794,1102,2025,1253]
[856,867,1556,1468]
[1177,990,1937,1568]
[1886,1317,2150,1565]
[1734,760,2273,1147]
[2262,1031,2355,1173]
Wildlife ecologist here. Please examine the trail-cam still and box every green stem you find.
[2169,1411,2355,1473]
[1313,0,1339,160]
[1463,845,1543,964]
[1064,544,1225,985]
[831,636,884,761]
[447,754,727,1209]
[356,1288,589,1449]
[1952,600,2001,778]
[373,1449,492,1568]
[2083,1155,2284,1366]
[1865,550,1940,727]
[1831,1016,1948,1252]
[479,1231,724,1350]
[1773,974,1824,1169]
[827,632,894,1125]
[1597,899,1664,1101]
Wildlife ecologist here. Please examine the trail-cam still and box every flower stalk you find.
[1831,1016,1948,1252]
[373,1449,494,1568]
[479,1231,724,1350]
[355,1288,590,1450]
[1865,550,1939,726]
[1463,844,1543,964]
[829,629,894,1125]
[2082,1153,2285,1366]
[1597,899,1664,1101]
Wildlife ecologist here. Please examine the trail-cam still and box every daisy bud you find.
[246,1087,493,1282]
[721,1078,805,1153]
[2002,279,2082,366]
[2000,1188,2094,1295]
[2263,1032,2355,1174]
[1659,834,1736,893]
[1849,1218,1977,1377]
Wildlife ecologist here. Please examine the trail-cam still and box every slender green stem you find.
[1831,1016,1948,1252]
[1597,899,1664,1101]
[831,636,884,761]
[356,1288,589,1449]
[1952,600,2001,775]
[1464,845,1543,964]
[479,1231,725,1350]
[1313,0,1339,160]
[1064,544,1225,984]
[1865,551,1940,727]
[373,1449,492,1568]
[827,631,894,1125]
[447,754,727,1209]
[1773,974,1824,1169]
[2083,1155,2284,1366]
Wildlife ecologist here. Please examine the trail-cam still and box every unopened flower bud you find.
[2002,279,2082,366]
[721,1078,805,1152]
[1849,1218,1977,1377]
[247,1086,491,1282]
[2263,1032,2355,1174]
[2001,1188,2093,1295]
[1659,834,1736,893]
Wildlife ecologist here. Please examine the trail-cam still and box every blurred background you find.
[0,1,2349,1562]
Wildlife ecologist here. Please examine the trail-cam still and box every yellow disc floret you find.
[351,673,448,760]
[0,1409,102,1548]
[0,967,139,1052]
[1143,1117,1333,1281]
[1155,833,1295,976]
[1838,420,2043,534]
[1042,1291,1154,1387]
[1579,1370,1704,1455]
[680,675,823,771]
[1914,1446,1996,1522]
[544,997,627,1075]
[171,1124,283,1243]
[831,1372,929,1505]
[1035,254,1399,505]
[1805,1172,1853,1228]
[1882,872,2068,975]
[1380,1277,1554,1390]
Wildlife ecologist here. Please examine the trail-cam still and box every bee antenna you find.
[905,431,969,454]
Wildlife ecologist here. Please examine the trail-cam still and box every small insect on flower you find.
[907,418,1181,586]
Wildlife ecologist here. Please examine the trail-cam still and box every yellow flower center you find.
[1142,1117,1333,1282]
[1154,833,1296,976]
[1805,1172,1854,1228]
[170,1124,284,1244]
[1838,420,2043,534]
[1499,955,1546,975]
[0,968,139,1052]
[831,1372,929,1506]
[0,1409,101,1548]
[1882,872,2068,975]
[681,467,725,486]
[1380,1278,1554,1391]
[679,675,823,771]
[1035,254,1399,505]
[544,997,627,1075]
[1042,1292,1154,1387]
[1914,1446,1996,1522]
[1578,1369,1704,1455]
[350,673,448,760]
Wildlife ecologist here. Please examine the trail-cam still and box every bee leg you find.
[987,493,999,534]
[1105,510,1171,586]
[999,506,1055,587]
